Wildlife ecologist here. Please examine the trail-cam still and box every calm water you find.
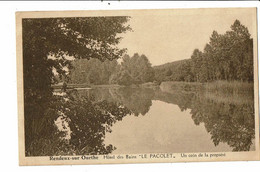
[76,87,255,153]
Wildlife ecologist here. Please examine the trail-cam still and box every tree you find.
[228,20,253,81]
[114,53,155,85]
[178,60,194,82]
[23,17,131,155]
[191,49,203,82]
[116,70,134,86]
[189,20,253,82]
[69,58,119,85]
[23,17,131,96]
[153,20,253,84]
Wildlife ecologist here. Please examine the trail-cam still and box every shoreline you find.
[52,80,254,91]
[52,82,160,90]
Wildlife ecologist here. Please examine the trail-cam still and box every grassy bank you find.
[204,81,254,104]
[205,80,254,95]
[160,81,203,93]
[160,81,254,104]
[53,82,159,90]
[160,81,253,93]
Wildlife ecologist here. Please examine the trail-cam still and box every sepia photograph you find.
[16,8,259,165]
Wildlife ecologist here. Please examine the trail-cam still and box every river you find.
[75,87,255,153]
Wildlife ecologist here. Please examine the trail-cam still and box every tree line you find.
[69,58,118,85]
[69,53,155,86]
[154,20,254,83]
[69,20,253,86]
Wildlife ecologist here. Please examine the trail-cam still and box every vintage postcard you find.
[16,8,259,166]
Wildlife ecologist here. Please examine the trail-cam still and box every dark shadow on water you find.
[78,87,255,152]
[78,87,154,116]
[25,90,132,156]
[155,89,255,152]
[25,87,255,156]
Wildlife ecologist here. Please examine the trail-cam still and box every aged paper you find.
[16,8,259,166]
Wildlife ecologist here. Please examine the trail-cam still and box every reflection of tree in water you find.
[79,87,255,152]
[109,87,154,116]
[157,90,255,151]
[77,88,115,103]
[154,90,195,111]
[36,87,256,154]
[190,96,255,151]
[78,87,155,116]
[25,91,131,156]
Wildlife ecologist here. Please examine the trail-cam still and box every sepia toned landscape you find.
[19,8,257,158]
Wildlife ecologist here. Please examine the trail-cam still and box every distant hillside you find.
[153,59,193,83]
[153,59,190,70]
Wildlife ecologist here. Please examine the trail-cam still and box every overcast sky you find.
[118,8,256,66]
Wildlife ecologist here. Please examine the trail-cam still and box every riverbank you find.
[160,80,253,92]
[159,80,254,104]
[53,80,254,96]
[160,81,203,93]
[204,80,254,95]
[204,80,254,104]
[93,82,159,89]
[52,83,91,90]
[52,82,159,90]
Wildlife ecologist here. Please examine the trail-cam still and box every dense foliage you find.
[154,59,192,83]
[69,58,119,85]
[23,17,131,155]
[154,20,254,83]
[69,53,155,86]
[110,53,155,85]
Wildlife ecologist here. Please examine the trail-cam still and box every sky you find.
[118,8,256,66]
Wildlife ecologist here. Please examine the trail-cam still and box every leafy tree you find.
[69,58,119,85]
[23,17,131,97]
[201,20,253,82]
[153,19,253,83]
[153,59,192,83]
[178,60,194,82]
[113,53,155,85]
[116,70,134,86]
[191,49,203,82]
[23,17,131,155]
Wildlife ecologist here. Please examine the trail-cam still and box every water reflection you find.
[25,92,132,156]
[105,100,231,154]
[78,87,255,152]
[78,88,155,116]
[26,87,255,156]
[190,98,255,151]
